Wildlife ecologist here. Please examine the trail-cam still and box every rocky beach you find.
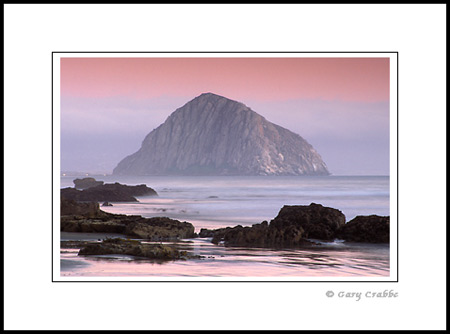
[60,178,390,270]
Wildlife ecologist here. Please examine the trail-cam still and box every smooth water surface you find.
[60,175,389,231]
[60,237,389,278]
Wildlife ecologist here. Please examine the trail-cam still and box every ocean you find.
[59,175,392,279]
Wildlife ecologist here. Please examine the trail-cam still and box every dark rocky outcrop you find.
[113,92,329,176]
[203,206,389,246]
[124,217,195,240]
[271,203,346,240]
[60,216,126,234]
[208,203,345,247]
[336,215,390,243]
[61,182,158,203]
[78,238,200,260]
[60,198,106,218]
[198,228,218,238]
[210,221,312,248]
[73,177,104,190]
[62,196,389,249]
[60,198,195,241]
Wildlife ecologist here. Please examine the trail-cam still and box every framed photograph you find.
[5,3,446,331]
[53,52,398,282]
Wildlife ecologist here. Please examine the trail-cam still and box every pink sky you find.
[60,56,390,174]
[61,57,389,103]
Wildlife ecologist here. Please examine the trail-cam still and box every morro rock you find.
[113,93,329,176]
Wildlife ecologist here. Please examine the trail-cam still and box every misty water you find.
[59,175,391,278]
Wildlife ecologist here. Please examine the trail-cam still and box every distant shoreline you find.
[61,173,390,178]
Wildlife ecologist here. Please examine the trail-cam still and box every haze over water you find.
[60,175,389,230]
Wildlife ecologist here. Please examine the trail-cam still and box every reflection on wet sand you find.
[61,237,389,277]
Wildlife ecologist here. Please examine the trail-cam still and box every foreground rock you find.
[78,238,200,260]
[61,182,158,202]
[336,215,390,243]
[208,203,345,247]
[60,198,196,240]
[210,222,317,248]
[60,198,109,218]
[203,204,389,246]
[271,203,346,240]
[73,177,104,190]
[124,217,195,240]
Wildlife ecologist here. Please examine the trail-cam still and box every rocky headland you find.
[60,198,196,240]
[113,93,329,176]
[61,180,158,203]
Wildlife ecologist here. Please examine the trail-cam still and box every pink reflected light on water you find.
[60,239,389,278]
